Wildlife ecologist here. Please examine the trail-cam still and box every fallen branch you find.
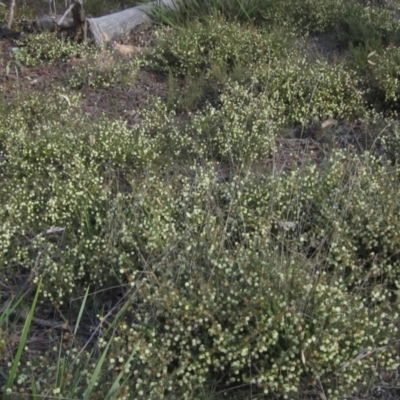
[22,16,74,34]
[57,1,76,27]
[7,0,16,29]
[21,0,185,47]
[87,0,182,48]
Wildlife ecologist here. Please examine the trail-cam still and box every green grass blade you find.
[55,340,66,391]
[82,333,113,400]
[87,292,136,399]
[5,278,42,400]
[30,376,39,400]
[104,342,141,400]
[74,285,90,336]
[0,289,31,325]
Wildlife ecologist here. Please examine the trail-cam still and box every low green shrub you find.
[148,0,276,27]
[14,32,87,67]
[3,47,400,399]
[148,16,293,78]
[149,0,344,35]
[254,57,369,125]
[0,86,394,304]
[269,155,399,302]
[149,16,370,125]
[84,156,400,399]
[0,90,171,302]
[124,81,280,167]
[346,44,400,114]
[4,2,400,399]
[368,45,400,109]
[68,49,140,89]
[260,0,345,35]
[337,1,400,49]
[165,70,224,112]
[378,120,400,164]
[187,82,281,166]
[0,2,6,25]
[119,248,398,399]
